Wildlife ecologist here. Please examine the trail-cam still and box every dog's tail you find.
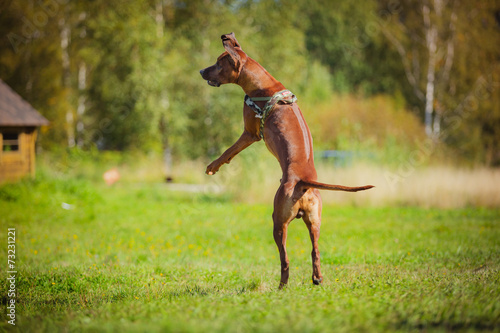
[297,179,374,192]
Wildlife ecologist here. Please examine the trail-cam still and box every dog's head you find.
[199,32,246,87]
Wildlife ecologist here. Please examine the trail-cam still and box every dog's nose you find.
[199,69,205,76]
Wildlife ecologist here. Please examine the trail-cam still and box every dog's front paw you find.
[206,161,221,175]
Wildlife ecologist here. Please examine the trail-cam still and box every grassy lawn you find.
[1,173,499,332]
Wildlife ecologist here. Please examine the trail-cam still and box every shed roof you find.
[0,79,49,127]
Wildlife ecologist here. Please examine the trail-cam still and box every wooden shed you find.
[0,79,49,183]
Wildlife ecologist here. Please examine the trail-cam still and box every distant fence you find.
[317,150,374,167]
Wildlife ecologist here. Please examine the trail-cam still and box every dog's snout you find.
[199,69,205,76]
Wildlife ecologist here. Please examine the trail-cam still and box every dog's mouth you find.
[207,80,220,87]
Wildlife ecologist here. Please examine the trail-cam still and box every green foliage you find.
[377,0,500,165]
[81,1,166,150]
[0,172,499,332]
[0,0,498,164]
[439,2,500,165]
[300,0,404,95]
[303,94,427,159]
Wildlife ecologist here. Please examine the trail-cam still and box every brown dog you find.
[200,32,373,288]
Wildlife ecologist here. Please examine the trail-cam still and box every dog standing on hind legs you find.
[200,32,374,289]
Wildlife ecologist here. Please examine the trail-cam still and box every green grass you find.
[0,172,499,332]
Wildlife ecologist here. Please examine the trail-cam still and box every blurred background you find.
[0,0,499,207]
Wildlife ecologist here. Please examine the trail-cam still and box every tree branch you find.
[380,27,425,101]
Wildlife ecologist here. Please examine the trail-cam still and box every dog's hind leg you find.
[272,182,299,289]
[302,189,323,285]
[273,220,290,289]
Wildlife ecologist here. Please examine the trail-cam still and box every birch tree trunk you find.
[76,12,87,148]
[423,3,437,137]
[60,16,74,147]
[76,62,86,147]
[155,0,173,180]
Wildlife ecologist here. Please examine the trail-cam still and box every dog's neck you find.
[237,57,285,98]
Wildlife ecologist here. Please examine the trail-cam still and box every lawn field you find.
[1,173,499,332]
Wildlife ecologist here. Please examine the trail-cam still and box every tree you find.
[378,0,460,137]
[440,1,500,164]
[300,0,404,95]
[1,0,497,164]
[0,0,70,147]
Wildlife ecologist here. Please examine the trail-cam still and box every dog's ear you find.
[221,32,242,70]
[221,32,241,48]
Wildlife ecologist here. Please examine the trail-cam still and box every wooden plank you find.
[0,127,36,182]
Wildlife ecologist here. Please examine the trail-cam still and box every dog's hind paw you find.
[312,277,323,285]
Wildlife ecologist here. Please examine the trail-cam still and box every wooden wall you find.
[0,127,37,183]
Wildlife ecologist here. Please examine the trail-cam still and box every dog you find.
[200,32,373,288]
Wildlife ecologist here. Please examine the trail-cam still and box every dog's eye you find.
[216,64,222,71]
